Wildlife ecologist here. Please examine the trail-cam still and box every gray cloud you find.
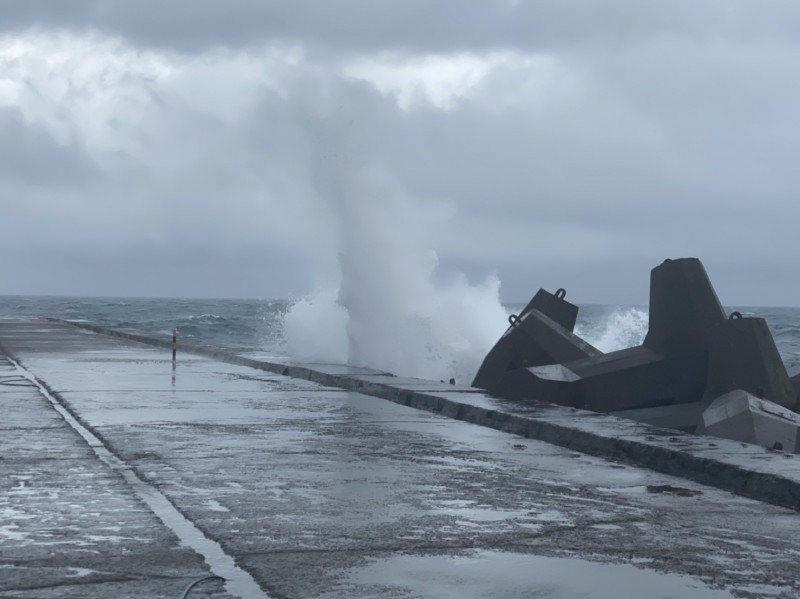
[4,1,800,55]
[1,2,800,305]
[0,108,99,185]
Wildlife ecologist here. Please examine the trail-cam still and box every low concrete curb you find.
[60,319,800,512]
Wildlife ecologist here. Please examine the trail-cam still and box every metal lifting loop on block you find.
[729,311,743,320]
[555,288,566,300]
[508,314,521,327]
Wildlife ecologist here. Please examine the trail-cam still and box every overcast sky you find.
[2,1,800,305]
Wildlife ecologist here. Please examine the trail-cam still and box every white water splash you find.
[576,308,649,353]
[283,289,349,364]
[283,160,508,384]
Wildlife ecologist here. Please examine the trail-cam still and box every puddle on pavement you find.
[348,551,734,598]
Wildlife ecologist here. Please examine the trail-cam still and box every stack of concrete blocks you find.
[699,316,800,450]
[473,257,800,451]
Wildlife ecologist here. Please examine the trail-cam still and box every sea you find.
[1,296,798,379]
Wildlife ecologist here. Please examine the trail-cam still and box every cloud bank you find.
[1,2,800,305]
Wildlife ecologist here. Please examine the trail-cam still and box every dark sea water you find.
[0,296,290,353]
[1,296,798,370]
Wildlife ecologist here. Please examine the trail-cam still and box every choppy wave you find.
[187,313,227,322]
[576,307,649,353]
[0,296,291,354]
[0,295,798,373]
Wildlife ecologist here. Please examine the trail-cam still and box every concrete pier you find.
[2,319,800,598]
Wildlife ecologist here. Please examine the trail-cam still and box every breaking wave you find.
[576,307,649,353]
[282,161,508,384]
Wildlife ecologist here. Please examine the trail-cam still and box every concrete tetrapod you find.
[703,316,798,411]
[642,257,727,355]
[701,390,800,452]
[494,345,708,430]
[476,258,725,431]
[472,288,598,390]
[788,365,800,397]
[474,257,800,449]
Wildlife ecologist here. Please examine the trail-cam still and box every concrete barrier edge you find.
[57,319,800,512]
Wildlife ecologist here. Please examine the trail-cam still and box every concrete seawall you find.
[59,319,800,513]
[5,317,800,598]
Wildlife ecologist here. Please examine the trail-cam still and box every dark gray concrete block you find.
[475,257,800,440]
[478,258,726,410]
[491,362,584,406]
[517,309,601,362]
[702,390,800,451]
[580,347,708,415]
[519,287,579,331]
[472,304,600,389]
[643,258,726,355]
[788,364,800,395]
[494,345,708,415]
[703,317,797,411]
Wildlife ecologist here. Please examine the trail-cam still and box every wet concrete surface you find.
[0,350,235,598]
[2,320,800,598]
[67,321,800,510]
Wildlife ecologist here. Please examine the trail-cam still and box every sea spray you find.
[576,307,649,352]
[283,159,508,383]
[282,290,348,363]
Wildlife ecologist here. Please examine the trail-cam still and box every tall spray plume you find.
[283,140,508,383]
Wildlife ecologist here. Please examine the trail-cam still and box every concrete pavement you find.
[0,325,236,598]
[1,319,800,598]
[70,319,800,512]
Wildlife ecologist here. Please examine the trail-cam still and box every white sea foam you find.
[577,308,649,353]
[284,161,508,383]
[281,128,656,380]
[283,289,348,364]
